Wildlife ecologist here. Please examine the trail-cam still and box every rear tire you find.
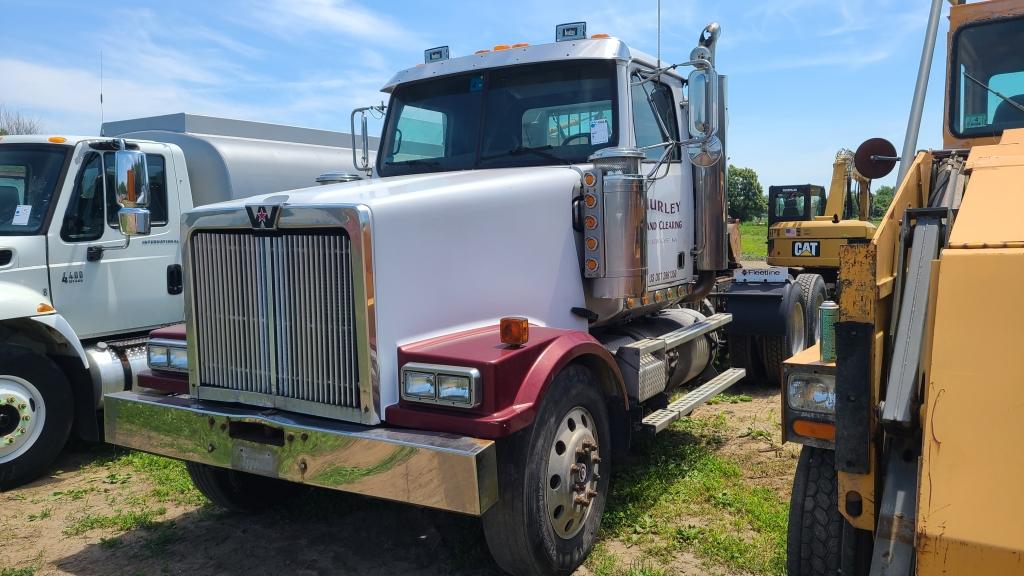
[482,364,611,576]
[727,334,761,382]
[795,274,827,345]
[0,345,74,490]
[186,462,301,513]
[787,446,871,576]
[759,284,806,385]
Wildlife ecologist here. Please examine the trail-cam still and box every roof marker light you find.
[511,42,529,48]
[475,49,490,55]
[555,21,587,42]
[48,136,67,143]
[591,33,610,39]
[493,44,510,51]
[424,46,450,63]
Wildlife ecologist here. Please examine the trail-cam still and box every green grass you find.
[26,507,52,522]
[738,221,768,260]
[0,568,35,576]
[63,507,167,537]
[599,413,789,575]
[706,393,753,405]
[112,451,205,506]
[586,545,669,576]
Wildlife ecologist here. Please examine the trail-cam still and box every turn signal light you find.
[36,303,55,314]
[793,420,836,442]
[584,194,597,208]
[583,173,596,186]
[584,215,597,229]
[500,316,529,346]
[585,258,598,271]
[585,237,598,250]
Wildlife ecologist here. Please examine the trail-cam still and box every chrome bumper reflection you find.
[103,391,497,515]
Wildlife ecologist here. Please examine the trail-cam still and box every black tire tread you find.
[728,334,760,381]
[795,274,827,345]
[787,447,842,575]
[759,335,788,386]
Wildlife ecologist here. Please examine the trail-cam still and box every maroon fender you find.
[385,325,626,438]
[137,369,189,395]
[150,322,186,340]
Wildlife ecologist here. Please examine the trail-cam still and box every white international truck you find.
[0,113,373,488]
[103,23,819,575]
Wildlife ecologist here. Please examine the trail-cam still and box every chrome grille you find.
[191,230,360,412]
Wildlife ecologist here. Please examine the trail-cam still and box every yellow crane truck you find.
[783,0,1024,574]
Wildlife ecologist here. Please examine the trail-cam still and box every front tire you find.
[787,446,871,576]
[186,462,301,512]
[0,345,73,490]
[482,364,611,576]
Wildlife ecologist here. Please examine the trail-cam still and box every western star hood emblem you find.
[246,204,281,229]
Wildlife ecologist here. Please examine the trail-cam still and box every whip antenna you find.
[657,0,661,70]
[100,51,105,134]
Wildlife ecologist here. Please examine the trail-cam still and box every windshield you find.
[0,145,70,236]
[770,188,811,224]
[951,15,1024,139]
[377,60,618,176]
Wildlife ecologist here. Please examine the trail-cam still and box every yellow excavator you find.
[766,141,893,284]
[782,0,1024,574]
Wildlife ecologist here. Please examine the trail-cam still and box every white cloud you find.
[250,0,426,47]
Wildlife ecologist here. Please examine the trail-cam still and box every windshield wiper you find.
[964,71,1024,116]
[480,145,568,164]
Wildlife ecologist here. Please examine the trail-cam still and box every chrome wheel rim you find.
[789,301,807,355]
[0,375,45,464]
[545,406,601,540]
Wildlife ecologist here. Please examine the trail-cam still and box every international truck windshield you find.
[951,15,1024,138]
[378,59,618,176]
[0,145,69,235]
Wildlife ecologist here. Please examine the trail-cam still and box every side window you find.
[105,152,168,227]
[774,192,806,220]
[61,153,106,242]
[631,73,680,161]
[391,106,447,161]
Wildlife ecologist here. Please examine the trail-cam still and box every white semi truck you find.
[104,24,818,575]
[0,113,374,488]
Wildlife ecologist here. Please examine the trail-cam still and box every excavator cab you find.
[767,185,826,225]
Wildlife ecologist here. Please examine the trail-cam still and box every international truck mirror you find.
[113,149,150,209]
[113,148,151,237]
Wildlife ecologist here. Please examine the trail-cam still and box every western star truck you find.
[0,113,373,488]
[102,23,817,575]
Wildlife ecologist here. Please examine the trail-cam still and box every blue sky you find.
[0,0,950,188]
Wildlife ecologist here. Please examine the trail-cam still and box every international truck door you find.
[630,69,693,290]
[47,144,183,339]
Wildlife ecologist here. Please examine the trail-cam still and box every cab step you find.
[639,368,746,434]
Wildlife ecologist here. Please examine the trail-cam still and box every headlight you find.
[147,345,169,368]
[403,370,436,399]
[787,373,836,414]
[169,347,189,371]
[148,340,188,372]
[401,363,480,408]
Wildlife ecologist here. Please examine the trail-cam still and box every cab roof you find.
[382,37,678,92]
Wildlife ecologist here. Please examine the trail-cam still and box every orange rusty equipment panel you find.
[916,128,1024,573]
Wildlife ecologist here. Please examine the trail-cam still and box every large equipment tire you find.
[759,284,807,386]
[795,274,827,345]
[482,364,611,576]
[787,446,871,576]
[0,345,74,490]
[727,334,761,382]
[185,462,301,513]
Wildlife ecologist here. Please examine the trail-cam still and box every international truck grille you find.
[190,230,361,412]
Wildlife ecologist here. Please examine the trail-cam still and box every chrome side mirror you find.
[686,67,722,168]
[113,149,151,236]
[350,104,384,176]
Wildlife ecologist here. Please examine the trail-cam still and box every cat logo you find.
[792,241,820,257]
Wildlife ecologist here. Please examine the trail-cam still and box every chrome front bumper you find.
[103,392,498,515]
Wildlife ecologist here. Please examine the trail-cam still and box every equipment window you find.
[950,15,1024,138]
[61,152,106,242]
[105,152,168,228]
[772,191,807,222]
[630,72,680,161]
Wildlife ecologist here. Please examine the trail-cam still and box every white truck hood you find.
[194,166,590,414]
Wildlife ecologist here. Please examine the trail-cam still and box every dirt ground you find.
[0,383,796,576]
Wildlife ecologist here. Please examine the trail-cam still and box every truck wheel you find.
[0,346,74,490]
[185,462,301,513]
[787,446,871,576]
[759,289,806,386]
[482,364,611,576]
[795,274,827,344]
